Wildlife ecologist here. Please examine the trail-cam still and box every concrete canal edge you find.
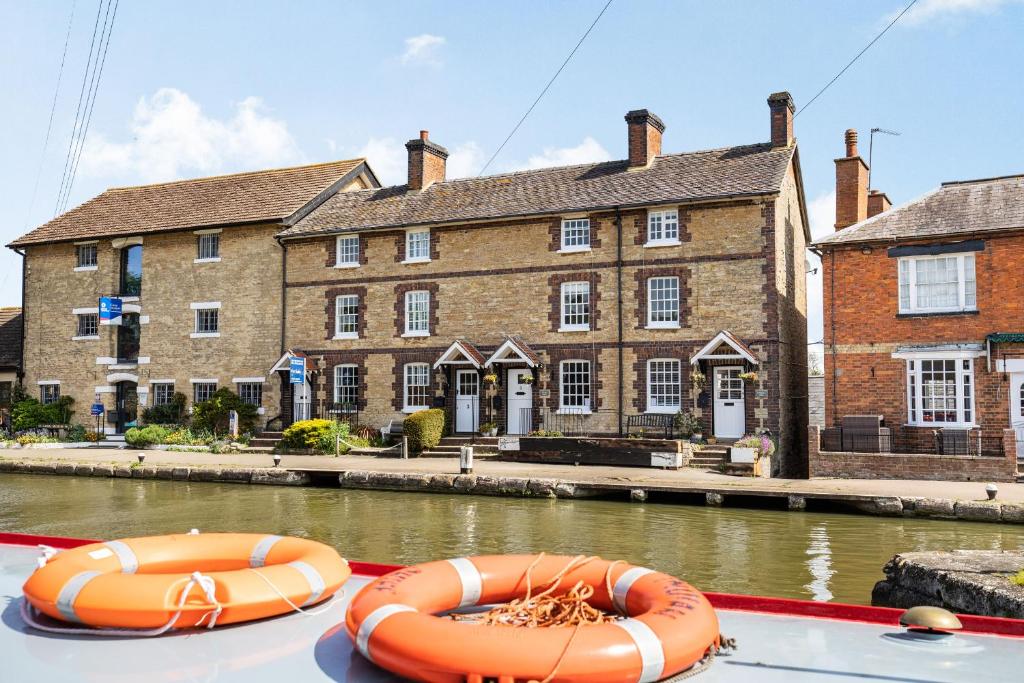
[2,458,1024,524]
[873,550,1024,618]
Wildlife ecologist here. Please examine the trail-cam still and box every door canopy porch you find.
[270,349,310,373]
[433,339,486,369]
[484,335,540,368]
[690,330,759,366]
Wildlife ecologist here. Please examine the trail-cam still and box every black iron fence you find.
[821,426,1005,457]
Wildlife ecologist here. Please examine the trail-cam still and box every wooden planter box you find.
[499,436,685,469]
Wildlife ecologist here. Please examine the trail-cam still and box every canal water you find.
[2,473,1022,605]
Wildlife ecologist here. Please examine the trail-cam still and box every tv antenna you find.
[868,127,900,190]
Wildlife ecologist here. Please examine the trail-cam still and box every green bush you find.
[143,392,187,424]
[124,425,170,448]
[403,409,446,453]
[12,395,75,431]
[65,424,87,442]
[281,419,334,450]
[191,388,257,436]
[316,421,351,454]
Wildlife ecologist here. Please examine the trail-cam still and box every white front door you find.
[455,370,480,433]
[292,378,311,422]
[713,366,745,439]
[506,369,533,435]
[1010,373,1024,459]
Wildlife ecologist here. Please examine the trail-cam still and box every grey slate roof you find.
[814,174,1024,247]
[0,308,22,370]
[280,143,794,237]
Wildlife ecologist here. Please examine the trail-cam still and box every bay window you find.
[906,358,974,427]
[898,253,976,314]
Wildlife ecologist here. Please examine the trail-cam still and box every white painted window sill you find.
[645,407,680,415]
[333,333,359,340]
[898,307,977,315]
[334,262,360,269]
[401,331,430,338]
[402,257,432,265]
[194,257,221,264]
[646,323,681,330]
[904,422,978,430]
[402,406,430,414]
[643,239,682,248]
[190,332,221,338]
[71,335,100,341]
[73,265,98,272]
[556,408,592,415]
[557,246,591,254]
[558,326,591,333]
[120,296,140,303]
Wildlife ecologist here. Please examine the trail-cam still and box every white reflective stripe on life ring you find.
[355,604,417,662]
[104,540,139,574]
[613,617,665,683]
[250,534,283,568]
[612,566,654,614]
[288,560,326,606]
[55,570,102,623]
[446,557,482,608]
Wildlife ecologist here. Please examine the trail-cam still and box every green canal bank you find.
[2,447,1023,524]
[2,472,1023,606]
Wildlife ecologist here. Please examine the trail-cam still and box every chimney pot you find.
[406,132,449,191]
[624,109,665,168]
[845,129,859,157]
[420,130,429,141]
[767,91,795,147]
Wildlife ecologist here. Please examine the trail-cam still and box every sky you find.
[2,0,1023,353]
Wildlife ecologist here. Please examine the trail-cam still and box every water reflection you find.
[2,474,1022,605]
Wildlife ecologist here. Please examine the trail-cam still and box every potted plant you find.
[674,411,703,442]
[482,373,498,385]
[731,433,776,477]
[738,371,759,382]
[519,374,535,385]
[689,369,707,394]
[479,421,498,437]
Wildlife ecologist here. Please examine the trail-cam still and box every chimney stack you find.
[834,129,869,230]
[867,189,892,218]
[767,92,795,148]
[406,130,448,191]
[625,109,664,168]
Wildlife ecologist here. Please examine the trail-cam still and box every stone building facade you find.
[8,160,377,435]
[815,130,1024,465]
[277,93,810,475]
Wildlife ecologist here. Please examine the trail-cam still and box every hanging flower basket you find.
[482,373,498,384]
[738,371,759,382]
[520,375,535,385]
[689,369,707,393]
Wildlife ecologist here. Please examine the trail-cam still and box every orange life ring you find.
[346,554,719,682]
[23,533,349,629]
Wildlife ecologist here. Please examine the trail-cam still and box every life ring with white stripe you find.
[346,554,720,682]
[22,533,349,629]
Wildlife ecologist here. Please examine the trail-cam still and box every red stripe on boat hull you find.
[4,532,1021,637]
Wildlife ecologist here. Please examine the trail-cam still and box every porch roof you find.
[433,339,486,369]
[987,333,1024,344]
[270,350,309,373]
[484,335,540,368]
[690,330,759,365]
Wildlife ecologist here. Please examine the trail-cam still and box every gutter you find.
[275,235,287,356]
[13,247,26,385]
[615,207,624,436]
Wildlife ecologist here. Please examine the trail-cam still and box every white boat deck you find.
[1,543,1019,682]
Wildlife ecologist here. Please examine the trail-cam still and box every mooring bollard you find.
[401,436,409,459]
[460,445,474,474]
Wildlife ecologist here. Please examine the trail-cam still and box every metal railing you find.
[821,427,1004,457]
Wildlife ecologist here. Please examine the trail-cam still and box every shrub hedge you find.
[280,419,334,450]
[124,425,171,448]
[403,409,446,453]
[191,388,257,435]
[142,392,187,424]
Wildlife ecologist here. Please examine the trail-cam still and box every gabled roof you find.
[0,307,22,370]
[814,174,1024,247]
[690,330,759,365]
[433,339,486,369]
[485,336,541,368]
[9,159,374,247]
[280,143,795,238]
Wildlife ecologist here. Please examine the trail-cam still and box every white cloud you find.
[400,34,446,66]
[515,137,612,171]
[80,88,303,183]
[354,137,406,186]
[890,0,1020,25]
[446,142,485,179]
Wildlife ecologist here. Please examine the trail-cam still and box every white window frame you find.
[334,294,359,339]
[403,362,431,413]
[75,242,98,271]
[333,364,359,411]
[558,359,592,414]
[646,358,681,414]
[195,232,221,263]
[645,209,681,247]
[559,281,590,332]
[904,356,976,428]
[559,218,591,253]
[403,290,430,337]
[335,235,360,268]
[236,381,262,407]
[403,228,431,264]
[74,312,99,341]
[191,302,221,338]
[898,253,977,314]
[647,276,680,329]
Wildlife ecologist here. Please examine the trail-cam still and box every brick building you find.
[277,93,810,475]
[0,307,22,427]
[814,129,1024,463]
[7,160,378,435]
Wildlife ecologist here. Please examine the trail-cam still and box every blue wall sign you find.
[289,357,306,384]
[90,403,105,416]
[99,296,123,326]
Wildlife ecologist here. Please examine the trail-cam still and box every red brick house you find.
[813,129,1024,475]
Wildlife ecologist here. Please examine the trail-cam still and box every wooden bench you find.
[625,414,676,439]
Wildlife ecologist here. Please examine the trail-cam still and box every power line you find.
[54,0,106,216]
[795,0,918,118]
[477,0,614,176]
[60,0,119,214]
[24,0,77,228]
